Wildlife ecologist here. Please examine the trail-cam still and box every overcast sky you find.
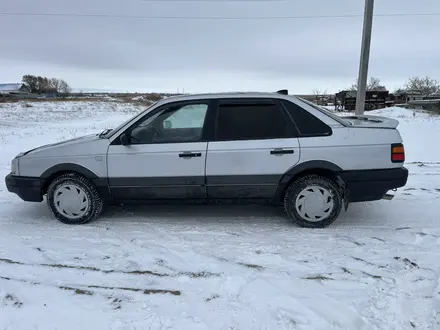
[1,0,439,94]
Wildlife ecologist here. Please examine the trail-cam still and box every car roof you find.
[160,91,298,103]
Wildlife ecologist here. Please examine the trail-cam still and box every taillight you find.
[391,143,405,163]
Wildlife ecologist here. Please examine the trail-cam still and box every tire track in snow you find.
[0,257,220,279]
[91,218,220,275]
[0,275,181,297]
[354,231,440,328]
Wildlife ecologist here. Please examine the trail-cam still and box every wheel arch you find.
[40,163,99,194]
[272,160,344,204]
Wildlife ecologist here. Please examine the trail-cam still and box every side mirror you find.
[163,120,172,129]
[120,133,130,146]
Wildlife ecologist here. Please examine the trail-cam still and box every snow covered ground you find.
[0,101,439,330]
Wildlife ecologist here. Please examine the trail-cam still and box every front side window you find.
[164,104,207,129]
[129,102,208,144]
[215,101,289,141]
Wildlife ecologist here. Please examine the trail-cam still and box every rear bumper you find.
[5,174,43,202]
[339,167,408,203]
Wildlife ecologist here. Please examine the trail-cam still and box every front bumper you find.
[339,167,409,203]
[5,173,43,202]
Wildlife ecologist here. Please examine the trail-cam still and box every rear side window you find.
[281,100,332,137]
[215,101,289,141]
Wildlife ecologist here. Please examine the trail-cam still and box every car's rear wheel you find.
[284,174,342,228]
[46,173,103,225]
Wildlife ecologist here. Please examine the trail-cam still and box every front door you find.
[107,101,210,200]
[206,98,300,199]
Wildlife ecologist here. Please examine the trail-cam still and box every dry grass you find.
[0,97,105,104]
[0,91,175,105]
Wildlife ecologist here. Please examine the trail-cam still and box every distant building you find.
[392,90,424,104]
[407,99,440,112]
[424,93,440,101]
[0,83,31,95]
[39,87,59,97]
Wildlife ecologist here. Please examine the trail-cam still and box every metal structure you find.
[336,90,389,111]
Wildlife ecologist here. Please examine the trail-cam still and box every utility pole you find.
[355,0,375,116]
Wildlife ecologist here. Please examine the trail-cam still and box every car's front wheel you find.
[46,173,103,225]
[284,174,342,228]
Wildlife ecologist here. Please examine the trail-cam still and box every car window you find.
[165,104,207,128]
[130,102,208,144]
[281,100,332,137]
[297,97,348,126]
[215,101,289,141]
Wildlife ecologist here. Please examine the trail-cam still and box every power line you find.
[0,11,439,20]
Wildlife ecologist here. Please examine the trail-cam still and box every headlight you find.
[11,158,19,175]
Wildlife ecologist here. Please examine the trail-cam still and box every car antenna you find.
[276,89,288,95]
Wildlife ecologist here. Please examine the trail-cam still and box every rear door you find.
[205,98,300,199]
[107,100,212,200]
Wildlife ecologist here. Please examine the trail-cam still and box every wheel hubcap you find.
[53,184,89,219]
[295,186,334,222]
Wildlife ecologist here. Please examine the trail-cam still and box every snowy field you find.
[0,101,439,330]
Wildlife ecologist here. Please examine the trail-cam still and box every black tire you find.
[46,173,103,225]
[283,174,342,228]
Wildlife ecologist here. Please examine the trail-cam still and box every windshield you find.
[100,101,158,138]
[297,97,349,126]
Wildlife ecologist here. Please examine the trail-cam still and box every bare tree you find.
[404,76,440,96]
[393,88,406,94]
[58,79,72,94]
[50,78,60,91]
[367,77,381,91]
[22,75,71,94]
[36,76,45,92]
[312,88,328,105]
[349,80,357,91]
[313,89,328,95]
[349,76,384,91]
[311,89,320,104]
[22,75,38,93]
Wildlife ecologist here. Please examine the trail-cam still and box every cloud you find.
[1,0,439,93]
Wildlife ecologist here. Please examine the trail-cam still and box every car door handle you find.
[179,152,202,158]
[270,148,294,155]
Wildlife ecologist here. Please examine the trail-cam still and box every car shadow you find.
[101,204,290,225]
[4,198,397,229]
